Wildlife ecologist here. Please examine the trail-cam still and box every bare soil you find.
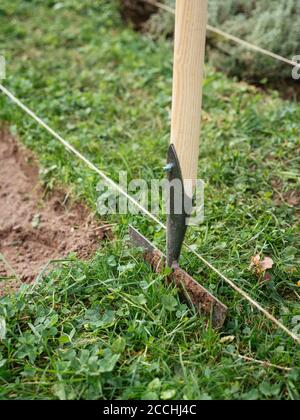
[271,178,300,209]
[0,128,111,295]
[119,0,157,30]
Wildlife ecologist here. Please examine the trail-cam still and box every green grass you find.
[0,0,299,400]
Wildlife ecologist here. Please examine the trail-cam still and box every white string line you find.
[0,84,164,230]
[0,83,299,345]
[144,0,300,69]
[188,247,300,344]
[225,352,292,372]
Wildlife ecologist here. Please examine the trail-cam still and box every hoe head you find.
[129,225,227,328]
[128,145,228,328]
[165,144,191,268]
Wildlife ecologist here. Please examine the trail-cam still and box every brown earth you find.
[271,179,300,208]
[0,128,111,295]
[119,0,157,30]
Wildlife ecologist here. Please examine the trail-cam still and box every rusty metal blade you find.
[129,225,227,328]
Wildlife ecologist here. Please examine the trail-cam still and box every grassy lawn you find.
[0,0,299,400]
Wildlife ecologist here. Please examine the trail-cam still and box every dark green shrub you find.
[137,0,300,84]
[207,0,299,83]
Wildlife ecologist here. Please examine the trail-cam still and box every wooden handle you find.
[170,0,208,191]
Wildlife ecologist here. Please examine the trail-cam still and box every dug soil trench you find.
[0,128,111,295]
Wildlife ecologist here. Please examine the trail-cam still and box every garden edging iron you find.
[129,0,228,327]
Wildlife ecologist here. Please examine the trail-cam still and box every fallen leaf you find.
[250,254,261,268]
[31,213,40,229]
[260,257,274,270]
[250,254,274,281]
[264,272,271,282]
[220,335,235,344]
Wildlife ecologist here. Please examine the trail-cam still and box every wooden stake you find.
[170,0,208,191]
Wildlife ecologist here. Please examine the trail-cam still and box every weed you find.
[0,0,299,400]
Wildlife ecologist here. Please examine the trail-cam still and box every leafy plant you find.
[0,0,299,400]
[142,0,300,84]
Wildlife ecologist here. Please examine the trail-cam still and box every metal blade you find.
[166,144,191,268]
[129,225,227,328]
